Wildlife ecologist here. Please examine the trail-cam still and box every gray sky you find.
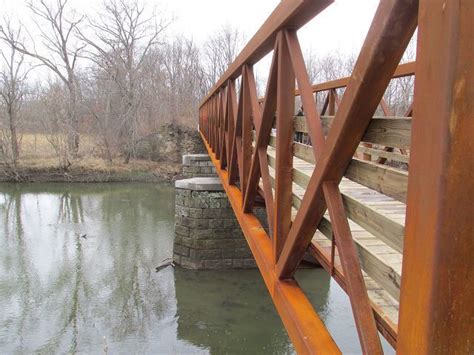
[0,0,381,80]
[0,0,379,51]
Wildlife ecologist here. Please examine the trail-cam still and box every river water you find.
[0,182,394,354]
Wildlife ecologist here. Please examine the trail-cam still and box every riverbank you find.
[0,158,182,183]
[0,124,205,183]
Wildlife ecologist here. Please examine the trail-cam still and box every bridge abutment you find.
[173,155,256,269]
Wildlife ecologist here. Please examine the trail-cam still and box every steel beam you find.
[397,0,474,353]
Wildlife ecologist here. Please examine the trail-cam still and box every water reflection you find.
[0,183,380,354]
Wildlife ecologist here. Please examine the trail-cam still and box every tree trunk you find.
[67,81,80,156]
[8,108,19,165]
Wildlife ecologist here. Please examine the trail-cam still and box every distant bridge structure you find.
[198,0,473,353]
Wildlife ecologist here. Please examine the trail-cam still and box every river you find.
[0,182,394,354]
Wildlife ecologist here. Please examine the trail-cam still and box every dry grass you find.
[19,133,96,159]
[2,133,182,182]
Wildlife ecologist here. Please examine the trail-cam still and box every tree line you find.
[0,0,414,168]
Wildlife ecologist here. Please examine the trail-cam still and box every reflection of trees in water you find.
[1,184,178,353]
[57,191,85,224]
[98,192,170,342]
[37,191,92,354]
[0,188,41,351]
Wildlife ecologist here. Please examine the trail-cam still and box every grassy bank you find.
[1,134,183,183]
[0,158,182,183]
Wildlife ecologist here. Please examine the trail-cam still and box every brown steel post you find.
[273,31,295,262]
[219,87,228,168]
[216,89,223,161]
[227,81,240,185]
[241,65,253,198]
[323,182,383,354]
[241,43,279,235]
[397,0,474,353]
[328,89,336,116]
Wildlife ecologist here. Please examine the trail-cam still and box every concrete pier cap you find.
[175,177,224,191]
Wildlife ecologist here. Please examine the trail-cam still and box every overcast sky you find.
[0,0,381,80]
[0,0,380,51]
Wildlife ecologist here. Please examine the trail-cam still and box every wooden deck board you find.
[260,145,406,328]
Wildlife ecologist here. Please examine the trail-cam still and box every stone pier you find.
[173,167,256,269]
[181,154,217,178]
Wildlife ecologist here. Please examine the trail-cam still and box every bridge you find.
[197,0,472,354]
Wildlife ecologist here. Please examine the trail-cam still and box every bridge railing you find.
[198,0,473,354]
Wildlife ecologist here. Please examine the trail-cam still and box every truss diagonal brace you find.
[277,0,419,279]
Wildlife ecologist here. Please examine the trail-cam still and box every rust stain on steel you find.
[276,0,418,280]
[273,30,295,263]
[201,131,341,355]
[323,181,383,354]
[397,0,474,353]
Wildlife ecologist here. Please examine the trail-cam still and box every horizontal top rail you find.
[199,0,334,107]
[303,61,415,94]
[256,61,416,102]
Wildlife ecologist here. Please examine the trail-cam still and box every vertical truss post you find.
[226,80,239,184]
[241,65,254,197]
[398,0,474,353]
[328,89,336,116]
[273,31,295,262]
[219,87,228,168]
[216,89,224,161]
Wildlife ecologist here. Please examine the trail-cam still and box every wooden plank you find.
[308,240,399,347]
[345,159,408,203]
[268,136,408,203]
[292,116,412,149]
[266,165,402,301]
[342,194,404,253]
[356,146,409,164]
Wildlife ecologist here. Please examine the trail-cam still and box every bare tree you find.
[81,68,116,163]
[37,79,72,169]
[303,48,319,85]
[161,37,207,127]
[203,24,243,89]
[79,0,169,163]
[0,22,30,165]
[383,37,416,115]
[0,0,85,155]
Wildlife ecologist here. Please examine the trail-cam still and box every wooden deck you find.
[257,129,408,344]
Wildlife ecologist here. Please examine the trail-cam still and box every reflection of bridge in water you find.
[198,0,473,353]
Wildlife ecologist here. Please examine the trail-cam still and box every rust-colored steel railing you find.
[198,0,473,354]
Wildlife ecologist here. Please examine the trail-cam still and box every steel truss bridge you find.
[198,0,473,353]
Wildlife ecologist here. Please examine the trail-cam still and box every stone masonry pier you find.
[173,157,256,269]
